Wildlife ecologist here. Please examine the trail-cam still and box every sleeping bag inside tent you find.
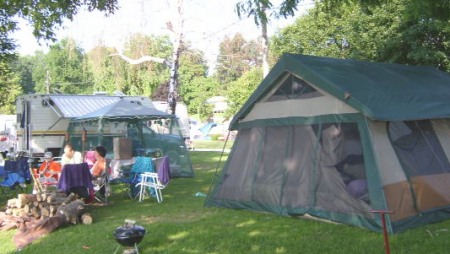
[206,53,450,233]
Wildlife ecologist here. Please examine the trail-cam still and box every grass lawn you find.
[1,150,450,253]
[191,140,234,150]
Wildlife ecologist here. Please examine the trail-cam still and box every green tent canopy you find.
[207,54,450,233]
[69,99,194,178]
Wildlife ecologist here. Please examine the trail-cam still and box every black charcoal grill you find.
[114,220,146,254]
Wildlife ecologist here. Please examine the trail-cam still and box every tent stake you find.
[370,210,394,254]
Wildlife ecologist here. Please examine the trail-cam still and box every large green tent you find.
[206,53,450,233]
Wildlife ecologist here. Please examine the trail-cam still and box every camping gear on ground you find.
[206,53,450,233]
[0,157,30,197]
[114,220,146,254]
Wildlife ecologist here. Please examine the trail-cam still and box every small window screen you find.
[266,75,323,102]
[389,120,450,176]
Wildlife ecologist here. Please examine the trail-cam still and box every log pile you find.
[0,191,94,250]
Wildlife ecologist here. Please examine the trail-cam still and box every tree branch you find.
[111,49,170,67]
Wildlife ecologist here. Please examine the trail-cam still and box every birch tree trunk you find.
[261,17,270,77]
[168,0,184,115]
[112,0,185,115]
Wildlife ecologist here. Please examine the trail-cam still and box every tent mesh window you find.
[389,120,450,177]
[315,123,370,204]
[266,74,323,102]
[388,120,450,212]
[213,122,371,215]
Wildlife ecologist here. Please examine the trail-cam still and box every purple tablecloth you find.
[58,163,93,192]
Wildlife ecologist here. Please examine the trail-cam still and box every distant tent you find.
[69,99,194,178]
[206,53,450,233]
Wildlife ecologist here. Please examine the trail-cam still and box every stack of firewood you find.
[0,191,94,250]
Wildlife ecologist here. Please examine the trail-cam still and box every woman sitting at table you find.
[91,145,107,178]
[90,145,109,198]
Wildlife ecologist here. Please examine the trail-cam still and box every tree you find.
[113,0,185,115]
[236,0,450,75]
[86,44,125,93]
[0,0,118,60]
[225,67,263,118]
[270,2,362,59]
[11,56,37,94]
[270,0,450,72]
[0,0,117,112]
[237,0,450,22]
[183,76,219,120]
[177,47,209,103]
[0,62,22,114]
[215,33,262,85]
[32,38,93,94]
[236,0,272,76]
[121,34,172,96]
[379,17,450,72]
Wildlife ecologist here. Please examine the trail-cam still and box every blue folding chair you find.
[0,172,26,198]
[2,157,32,195]
[0,165,6,180]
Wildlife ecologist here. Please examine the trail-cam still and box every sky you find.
[13,0,314,70]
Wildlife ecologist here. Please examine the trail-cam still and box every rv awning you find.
[48,95,120,118]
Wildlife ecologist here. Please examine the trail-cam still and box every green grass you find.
[1,151,450,253]
[191,140,234,150]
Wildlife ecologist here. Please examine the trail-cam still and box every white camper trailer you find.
[15,94,154,157]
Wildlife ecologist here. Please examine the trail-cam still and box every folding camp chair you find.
[121,157,153,200]
[135,156,170,203]
[0,172,26,198]
[93,166,111,204]
[0,165,6,180]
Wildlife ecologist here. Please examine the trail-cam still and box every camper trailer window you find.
[41,99,55,107]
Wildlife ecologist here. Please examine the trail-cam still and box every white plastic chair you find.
[135,156,170,203]
[136,172,166,203]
